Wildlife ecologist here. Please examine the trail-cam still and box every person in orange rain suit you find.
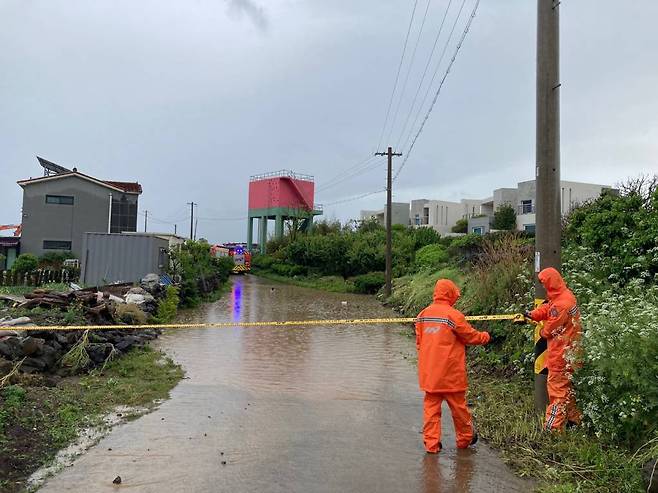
[415,279,491,453]
[526,267,583,431]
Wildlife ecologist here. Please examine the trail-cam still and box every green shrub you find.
[388,267,464,314]
[491,203,516,230]
[352,272,385,294]
[571,278,658,447]
[154,286,179,324]
[168,240,232,307]
[452,218,468,233]
[38,251,76,269]
[11,253,38,274]
[415,244,449,270]
[413,227,441,249]
[251,254,276,270]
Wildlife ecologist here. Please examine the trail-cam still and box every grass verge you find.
[0,346,183,492]
[468,367,645,492]
[253,271,355,293]
[0,284,71,297]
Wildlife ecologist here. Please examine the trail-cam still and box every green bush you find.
[352,272,385,294]
[491,203,517,230]
[415,244,449,271]
[11,253,38,274]
[38,251,76,269]
[154,286,180,324]
[452,218,468,233]
[412,227,441,249]
[168,240,232,307]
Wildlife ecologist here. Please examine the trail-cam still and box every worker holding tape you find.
[415,279,490,453]
[525,267,582,431]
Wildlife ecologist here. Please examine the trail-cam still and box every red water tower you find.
[247,170,322,253]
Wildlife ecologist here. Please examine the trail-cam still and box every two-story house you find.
[18,157,142,257]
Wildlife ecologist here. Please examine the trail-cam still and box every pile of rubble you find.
[0,274,168,376]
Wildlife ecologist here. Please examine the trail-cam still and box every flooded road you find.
[39,276,528,492]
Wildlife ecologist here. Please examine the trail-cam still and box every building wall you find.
[493,188,518,210]
[425,200,463,234]
[20,176,138,257]
[468,215,491,235]
[360,203,409,227]
[410,199,429,226]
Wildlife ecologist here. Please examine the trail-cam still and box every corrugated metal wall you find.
[81,233,169,285]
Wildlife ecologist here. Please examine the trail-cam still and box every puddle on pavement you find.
[38,276,529,492]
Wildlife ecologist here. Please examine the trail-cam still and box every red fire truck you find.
[210,243,251,274]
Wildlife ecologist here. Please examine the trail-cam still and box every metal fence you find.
[0,269,80,287]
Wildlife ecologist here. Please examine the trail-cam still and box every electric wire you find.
[395,0,455,150]
[321,189,386,207]
[316,157,384,193]
[399,0,468,154]
[383,0,434,147]
[316,155,380,192]
[394,0,481,181]
[375,0,420,152]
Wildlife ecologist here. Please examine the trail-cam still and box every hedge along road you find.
[38,276,529,493]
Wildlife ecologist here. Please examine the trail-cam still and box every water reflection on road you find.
[39,276,528,493]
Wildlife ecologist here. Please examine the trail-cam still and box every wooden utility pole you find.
[144,210,148,232]
[534,0,561,411]
[375,146,402,297]
[187,202,196,240]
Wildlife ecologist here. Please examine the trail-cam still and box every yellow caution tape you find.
[5,313,529,332]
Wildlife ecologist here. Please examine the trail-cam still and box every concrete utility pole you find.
[534,0,561,411]
[144,210,148,232]
[187,202,196,240]
[375,147,402,297]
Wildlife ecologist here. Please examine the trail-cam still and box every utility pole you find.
[375,146,402,297]
[187,202,196,240]
[174,224,177,235]
[144,210,148,232]
[534,0,561,412]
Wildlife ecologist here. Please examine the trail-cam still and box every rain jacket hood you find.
[538,267,567,300]
[433,279,460,306]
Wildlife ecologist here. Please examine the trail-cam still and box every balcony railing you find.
[517,204,535,215]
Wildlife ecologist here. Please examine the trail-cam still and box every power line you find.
[399,0,468,154]
[384,0,433,146]
[394,0,480,181]
[375,0,420,152]
[320,189,386,207]
[395,0,455,149]
[316,156,384,193]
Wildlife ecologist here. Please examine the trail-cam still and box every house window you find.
[414,214,420,226]
[45,195,74,205]
[524,224,536,233]
[520,199,533,214]
[423,207,429,225]
[110,195,138,233]
[472,226,484,235]
[43,240,72,250]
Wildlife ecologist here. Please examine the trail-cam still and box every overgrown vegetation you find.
[10,254,38,274]
[492,203,517,230]
[252,219,441,293]
[168,240,234,307]
[251,176,658,491]
[0,347,183,492]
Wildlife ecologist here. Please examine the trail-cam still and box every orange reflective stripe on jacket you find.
[415,279,490,393]
[530,268,582,372]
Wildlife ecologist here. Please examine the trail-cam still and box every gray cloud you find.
[226,0,269,32]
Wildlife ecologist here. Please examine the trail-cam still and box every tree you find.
[492,204,517,230]
[452,218,468,234]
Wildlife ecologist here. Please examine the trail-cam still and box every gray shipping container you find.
[81,232,169,286]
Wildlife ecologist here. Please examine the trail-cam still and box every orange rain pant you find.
[545,371,582,431]
[423,391,473,452]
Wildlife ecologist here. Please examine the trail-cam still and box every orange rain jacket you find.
[415,279,490,393]
[529,268,582,372]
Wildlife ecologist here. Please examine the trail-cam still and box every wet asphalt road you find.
[38,276,528,492]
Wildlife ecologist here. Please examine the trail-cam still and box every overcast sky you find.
[1,0,657,243]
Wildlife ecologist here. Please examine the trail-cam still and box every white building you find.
[360,202,410,227]
[467,179,613,234]
[409,198,489,234]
